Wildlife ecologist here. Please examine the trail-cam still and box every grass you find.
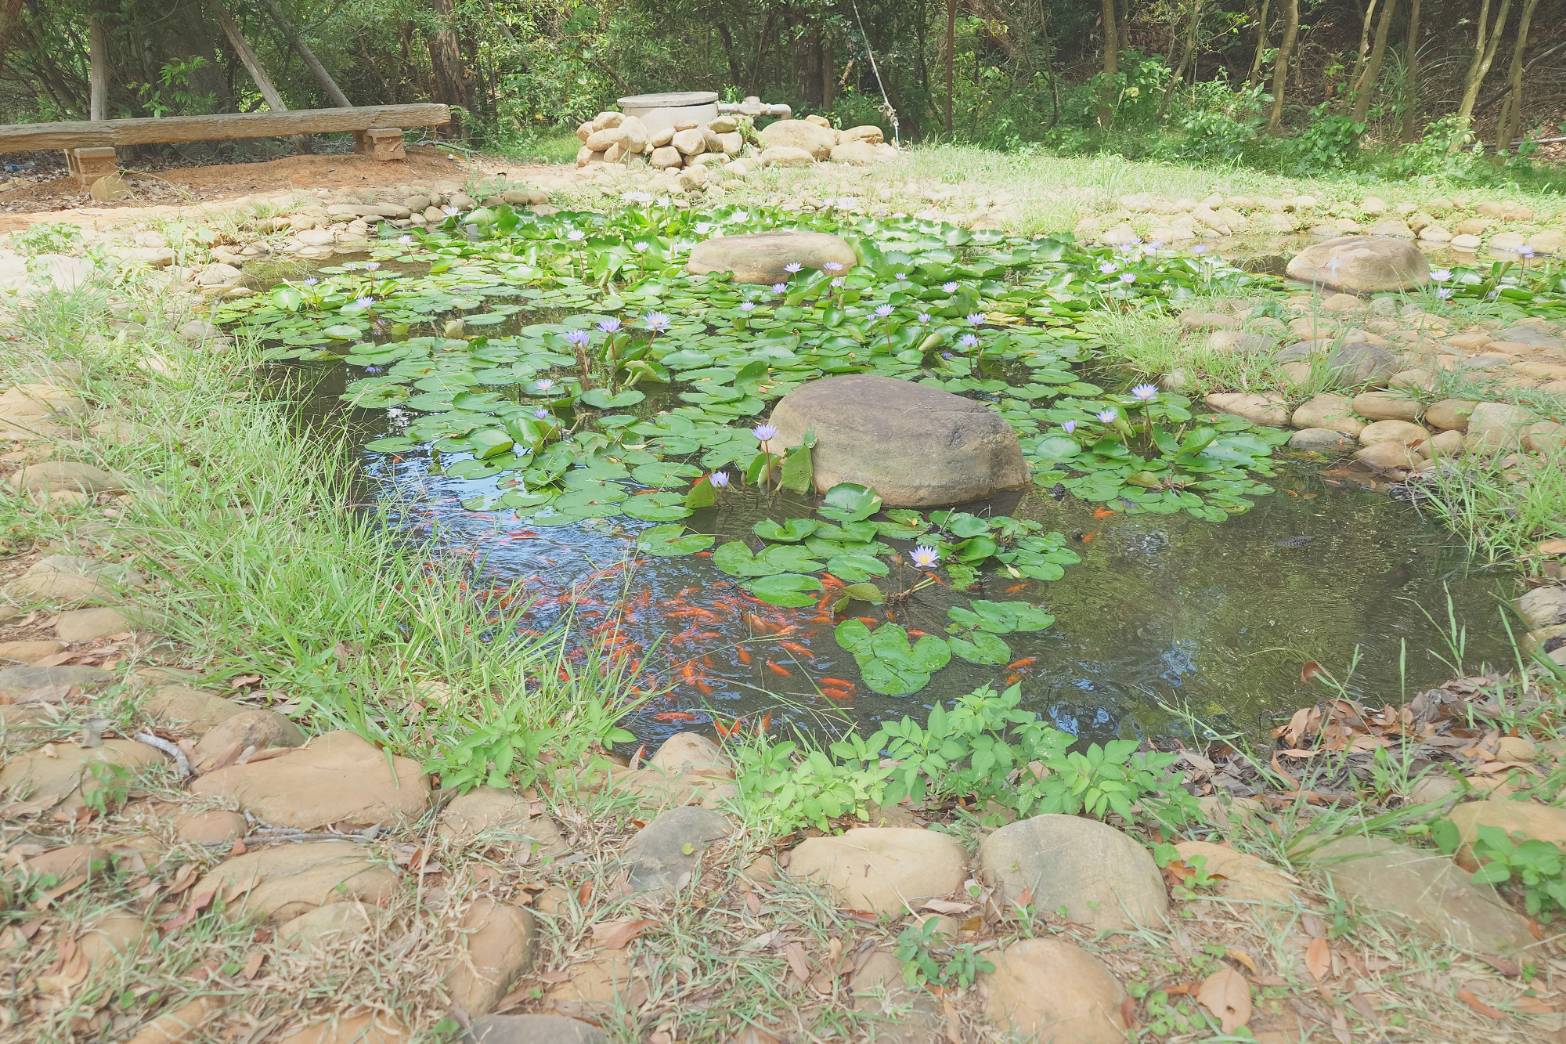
[8,272,643,774]
[1418,444,1566,573]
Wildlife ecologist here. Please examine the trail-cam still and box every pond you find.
[221,203,1528,749]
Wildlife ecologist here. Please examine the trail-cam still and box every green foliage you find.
[1269,106,1365,174]
[13,223,83,257]
[730,731,893,834]
[1433,818,1566,919]
[894,918,994,989]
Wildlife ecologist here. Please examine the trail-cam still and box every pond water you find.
[226,203,1532,751]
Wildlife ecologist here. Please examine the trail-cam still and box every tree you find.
[1246,0,1271,84]
[1452,0,1512,141]
[1492,0,1539,150]
[1349,0,1398,126]
[427,0,471,130]
[1399,0,1423,139]
[1266,0,1297,131]
[1096,0,1117,127]
[1158,0,1205,120]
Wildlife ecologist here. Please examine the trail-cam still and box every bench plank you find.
[0,103,449,152]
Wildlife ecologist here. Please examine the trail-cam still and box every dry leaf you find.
[1225,948,1260,976]
[1197,965,1251,1033]
[783,941,811,987]
[920,899,974,915]
[591,917,656,950]
[1305,937,1331,982]
[1456,988,1505,1020]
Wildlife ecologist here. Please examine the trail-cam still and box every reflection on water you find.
[288,363,1517,749]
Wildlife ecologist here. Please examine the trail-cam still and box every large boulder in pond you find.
[1285,236,1430,294]
[766,375,1030,507]
[686,231,856,284]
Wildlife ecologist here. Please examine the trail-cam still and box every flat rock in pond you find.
[685,230,856,283]
[767,374,1030,507]
[1286,235,1431,293]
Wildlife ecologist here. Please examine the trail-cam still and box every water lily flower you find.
[1119,272,1137,284]
[1519,245,1536,259]
[441,205,460,216]
[632,241,649,253]
[942,280,959,293]
[349,295,374,310]
[1099,261,1119,275]
[896,272,909,281]
[966,313,985,326]
[739,301,757,312]
[598,318,621,334]
[1192,244,1209,255]
[1131,383,1158,401]
[875,304,894,318]
[302,277,318,286]
[1436,286,1454,300]
[363,261,381,271]
[564,330,591,348]
[909,545,940,569]
[695,222,713,235]
[398,234,412,245]
[533,408,551,420]
[917,312,931,324]
[784,262,803,274]
[1145,240,1164,253]
[535,378,555,392]
[709,471,730,489]
[830,277,845,288]
[823,261,845,273]
[644,311,670,332]
[1431,268,1452,282]
[960,333,979,348]
[771,282,786,294]
[1062,420,1077,434]
[1097,408,1118,424]
[752,423,778,442]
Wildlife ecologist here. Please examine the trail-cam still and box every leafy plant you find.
[13,222,83,257]
[894,918,995,989]
[1433,819,1566,918]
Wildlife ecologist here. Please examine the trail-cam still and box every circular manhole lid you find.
[618,91,719,108]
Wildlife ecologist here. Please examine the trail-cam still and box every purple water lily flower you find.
[1099,261,1119,275]
[830,277,844,288]
[564,329,591,348]
[349,296,374,310]
[441,205,460,216]
[644,311,670,332]
[823,261,845,273]
[398,234,413,245]
[565,228,586,242]
[534,378,555,392]
[895,272,909,281]
[752,423,778,442]
[960,333,979,348]
[942,280,959,293]
[1119,272,1137,284]
[1131,383,1158,401]
[771,282,786,294]
[1192,244,1210,255]
[709,471,731,489]
[1062,420,1077,434]
[302,277,319,286]
[1431,268,1452,282]
[598,318,622,334]
[1097,408,1118,424]
[917,312,932,324]
[533,408,551,419]
[909,545,940,569]
[363,261,381,271]
[695,222,713,235]
[739,301,757,313]
[784,262,803,274]
[875,304,894,318]
[1436,286,1454,300]
[965,313,985,326]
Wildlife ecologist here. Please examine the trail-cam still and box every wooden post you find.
[88,15,108,121]
[69,146,117,187]
[210,0,288,112]
[257,0,350,108]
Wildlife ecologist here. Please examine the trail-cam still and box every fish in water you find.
[1275,535,1312,549]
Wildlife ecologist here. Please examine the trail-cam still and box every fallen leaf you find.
[1225,948,1260,976]
[1456,988,1505,1020]
[920,899,974,915]
[1197,965,1251,1033]
[591,917,656,950]
[783,941,811,987]
[1305,937,1331,982]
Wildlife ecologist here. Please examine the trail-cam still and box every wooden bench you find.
[0,103,450,186]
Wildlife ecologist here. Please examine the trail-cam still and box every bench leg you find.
[355,127,406,162]
[68,146,118,187]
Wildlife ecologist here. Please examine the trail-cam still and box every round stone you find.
[786,827,966,916]
[767,374,1030,507]
[1286,235,1431,293]
[982,938,1128,1043]
[685,231,856,284]
[979,814,1168,931]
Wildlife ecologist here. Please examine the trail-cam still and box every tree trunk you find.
[1399,0,1422,139]
[88,14,108,120]
[0,0,25,65]
[211,0,288,112]
[1453,0,1512,141]
[1266,0,1298,131]
[1247,0,1271,84]
[1158,0,1203,120]
[944,0,955,133]
[1350,0,1379,91]
[1350,0,1398,125]
[1097,0,1118,127]
[1493,0,1539,150]
[427,0,471,132]
[258,0,350,108]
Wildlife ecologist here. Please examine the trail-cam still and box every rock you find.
[10,461,120,495]
[841,124,885,144]
[6,554,137,605]
[0,663,114,702]
[622,805,732,895]
[1351,391,1420,422]
[1452,233,1481,251]
[1448,798,1566,855]
[759,119,837,159]
[1289,428,1356,453]
[275,1012,410,1044]
[191,730,429,829]
[1422,429,1465,458]
[1368,218,1413,239]
[1173,840,1300,909]
[830,140,890,166]
[787,827,965,917]
[1309,836,1532,954]
[0,739,164,814]
[1358,419,1430,447]
[649,146,681,170]
[1516,587,1566,630]
[139,684,245,734]
[1290,394,1362,434]
[1355,441,1419,476]
[982,938,1128,1043]
[1466,402,1535,451]
[173,808,247,846]
[79,912,148,967]
[767,374,1030,507]
[1204,392,1289,427]
[188,706,305,773]
[446,898,538,1015]
[545,950,638,1017]
[1424,398,1476,431]
[980,814,1167,930]
[54,605,137,641]
[1286,236,1430,293]
[1525,421,1565,453]
[126,997,225,1044]
[759,145,815,168]
[195,262,242,287]
[469,1015,608,1044]
[671,128,707,157]
[1316,341,1398,385]
[193,840,398,922]
[277,901,374,950]
[0,639,65,662]
[437,787,568,858]
[686,230,856,284]
[22,843,110,882]
[850,950,942,1043]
